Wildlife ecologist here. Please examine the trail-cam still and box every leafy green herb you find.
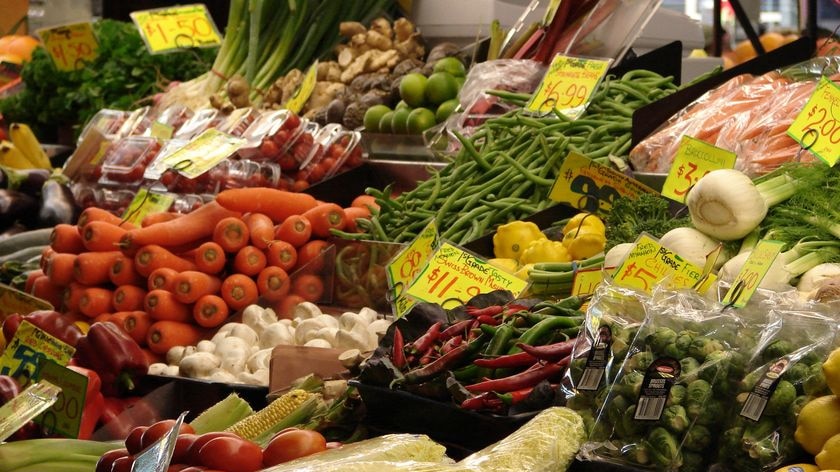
[605,193,689,250]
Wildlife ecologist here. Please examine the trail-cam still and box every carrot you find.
[144,289,193,323]
[192,295,229,328]
[296,240,330,273]
[265,240,297,272]
[351,195,380,211]
[301,203,346,238]
[134,245,197,277]
[40,247,55,271]
[24,269,44,293]
[45,253,78,287]
[215,188,318,223]
[112,285,147,312]
[109,255,145,286]
[147,267,179,292]
[274,294,306,319]
[77,207,135,229]
[291,274,325,302]
[194,242,227,274]
[119,201,240,255]
[73,251,121,286]
[233,245,267,276]
[141,211,180,227]
[62,282,89,312]
[275,215,312,247]
[122,311,151,346]
[50,224,85,254]
[78,287,115,318]
[146,320,205,355]
[93,313,114,324]
[213,216,250,253]
[81,221,128,252]
[244,213,275,249]
[172,271,221,304]
[220,274,259,311]
[109,312,132,331]
[257,266,291,302]
[343,206,371,233]
[31,276,64,309]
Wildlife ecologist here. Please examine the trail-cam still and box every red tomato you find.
[166,465,191,472]
[110,456,134,472]
[304,163,326,184]
[259,139,280,158]
[186,432,241,465]
[125,426,148,454]
[197,436,263,472]
[95,449,129,472]
[262,429,327,466]
[141,420,195,450]
[171,433,198,464]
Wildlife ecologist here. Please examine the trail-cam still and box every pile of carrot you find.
[29,188,378,359]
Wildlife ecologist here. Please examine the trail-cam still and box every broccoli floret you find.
[605,194,690,250]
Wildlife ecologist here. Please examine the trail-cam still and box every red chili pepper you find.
[465,305,504,317]
[497,386,535,406]
[466,356,570,393]
[2,311,83,348]
[516,339,576,361]
[65,366,104,440]
[410,321,443,354]
[473,351,538,369]
[419,346,437,366]
[440,335,463,355]
[404,343,472,384]
[440,319,472,340]
[0,375,38,440]
[476,315,501,326]
[461,392,505,411]
[502,304,529,317]
[392,327,406,370]
[73,322,149,396]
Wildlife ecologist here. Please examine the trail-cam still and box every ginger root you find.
[369,49,400,71]
[395,32,425,59]
[394,17,415,42]
[370,17,393,40]
[317,61,342,82]
[339,21,366,38]
[280,69,304,104]
[366,30,392,51]
[340,50,374,83]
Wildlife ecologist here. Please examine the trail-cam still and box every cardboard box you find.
[269,345,347,396]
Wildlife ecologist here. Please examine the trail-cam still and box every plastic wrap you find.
[578,289,770,471]
[715,309,837,472]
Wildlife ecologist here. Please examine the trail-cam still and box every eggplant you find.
[0,189,39,232]
[5,168,51,196]
[37,179,80,226]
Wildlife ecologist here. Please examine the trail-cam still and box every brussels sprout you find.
[590,418,612,442]
[667,384,687,406]
[688,336,726,362]
[743,417,776,445]
[683,424,711,452]
[570,357,587,384]
[749,437,780,467]
[782,363,810,391]
[679,358,701,383]
[698,350,731,383]
[801,351,823,366]
[761,339,794,363]
[579,409,596,435]
[622,405,644,437]
[685,379,712,418]
[618,371,645,399]
[695,400,725,426]
[622,440,650,465]
[647,327,677,353]
[627,351,654,371]
[663,333,694,359]
[681,451,706,472]
[660,404,689,434]
[594,386,611,410]
[728,351,749,379]
[645,427,683,469]
[720,426,745,458]
[803,363,829,396]
[777,432,803,461]
[785,395,810,426]
[607,395,630,425]
[566,392,593,411]
[764,380,796,416]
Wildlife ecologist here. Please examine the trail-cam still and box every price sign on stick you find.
[131,4,222,54]
[661,136,737,203]
[527,55,611,118]
[612,233,717,294]
[37,22,99,71]
[722,240,785,308]
[386,221,439,318]
[788,76,840,166]
[35,360,88,438]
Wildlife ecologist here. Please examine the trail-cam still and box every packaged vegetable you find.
[716,309,837,472]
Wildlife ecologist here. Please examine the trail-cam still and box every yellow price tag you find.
[121,189,175,226]
[722,240,784,308]
[787,76,840,166]
[0,321,75,388]
[611,233,717,294]
[150,121,175,140]
[37,22,99,72]
[549,152,656,214]
[406,242,528,309]
[159,129,245,179]
[571,267,605,298]
[0,284,54,320]
[387,221,439,318]
[527,55,612,118]
[131,4,222,54]
[35,361,88,438]
[661,136,737,203]
[284,61,318,114]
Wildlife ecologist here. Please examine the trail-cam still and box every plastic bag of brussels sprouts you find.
[578,288,769,472]
[715,309,837,472]
[560,279,649,435]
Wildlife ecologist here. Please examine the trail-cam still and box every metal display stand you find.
[712,0,819,56]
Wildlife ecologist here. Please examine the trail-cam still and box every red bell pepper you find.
[99,396,162,441]
[0,375,39,440]
[2,311,83,347]
[73,322,149,396]
[66,365,104,440]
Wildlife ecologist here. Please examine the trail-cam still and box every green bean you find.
[496,152,555,187]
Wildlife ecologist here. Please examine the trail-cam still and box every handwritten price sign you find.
[722,240,784,308]
[661,136,736,203]
[611,233,717,294]
[406,243,528,308]
[37,22,99,71]
[131,4,222,54]
[35,361,87,438]
[527,55,611,118]
[387,221,439,317]
[0,321,75,388]
[549,152,656,214]
[787,76,840,166]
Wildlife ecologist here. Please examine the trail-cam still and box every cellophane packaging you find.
[578,288,770,472]
[715,309,837,472]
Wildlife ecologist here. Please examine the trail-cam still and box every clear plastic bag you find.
[715,309,837,472]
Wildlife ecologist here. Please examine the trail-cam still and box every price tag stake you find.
[722,240,785,308]
[386,221,439,318]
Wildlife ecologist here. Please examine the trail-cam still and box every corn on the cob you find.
[225,389,317,444]
[190,393,255,435]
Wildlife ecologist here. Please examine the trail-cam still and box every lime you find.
[391,107,411,134]
[425,72,459,106]
[363,104,391,132]
[378,111,395,134]
[399,73,428,107]
[435,99,459,123]
[395,100,410,110]
[455,76,466,89]
[407,108,436,134]
[433,57,467,77]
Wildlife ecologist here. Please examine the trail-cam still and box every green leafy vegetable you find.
[605,193,689,250]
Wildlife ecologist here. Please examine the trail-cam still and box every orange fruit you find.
[0,35,39,62]
[734,39,757,62]
[759,32,786,52]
